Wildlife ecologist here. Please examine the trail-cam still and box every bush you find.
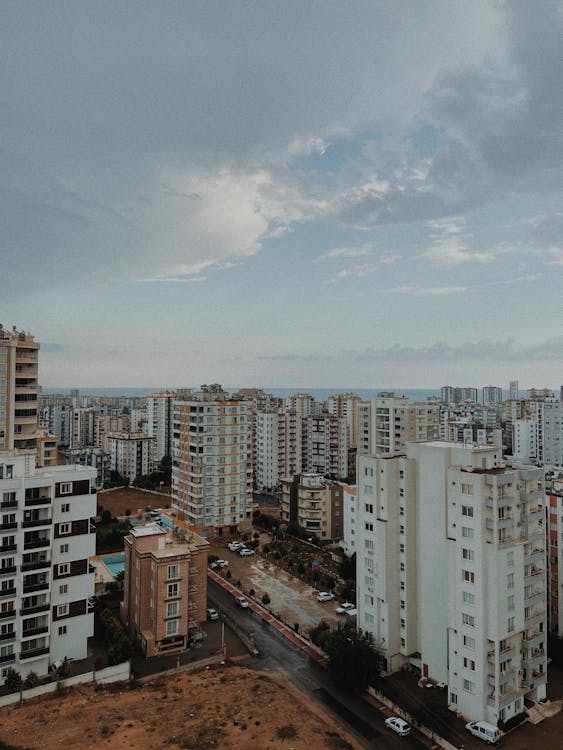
[276,724,298,740]
[309,620,331,649]
[2,668,22,691]
[23,671,39,689]
[261,593,271,605]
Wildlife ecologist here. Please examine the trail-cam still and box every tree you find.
[261,593,271,605]
[3,668,22,691]
[324,623,384,692]
[338,553,356,582]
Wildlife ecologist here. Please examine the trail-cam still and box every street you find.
[209,578,429,750]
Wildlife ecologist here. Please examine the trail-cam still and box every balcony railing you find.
[20,603,50,616]
[22,581,49,594]
[22,626,49,638]
[0,544,17,553]
[0,652,15,664]
[0,522,17,531]
[19,646,50,661]
[0,500,18,509]
[25,496,51,507]
[22,518,52,529]
[21,559,50,572]
[0,566,17,576]
[24,538,50,550]
[0,609,16,620]
[0,586,16,598]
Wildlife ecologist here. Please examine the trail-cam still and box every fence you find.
[0,661,130,709]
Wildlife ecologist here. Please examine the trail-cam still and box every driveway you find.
[209,540,342,632]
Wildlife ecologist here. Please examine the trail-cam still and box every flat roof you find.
[130,523,166,537]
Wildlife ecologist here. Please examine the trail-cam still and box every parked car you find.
[384,717,411,736]
[235,596,249,608]
[210,559,229,570]
[465,721,501,744]
[335,602,355,614]
[317,592,335,602]
[228,541,244,551]
[207,607,219,621]
[239,548,255,556]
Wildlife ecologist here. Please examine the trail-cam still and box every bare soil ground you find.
[0,665,359,750]
[97,487,172,518]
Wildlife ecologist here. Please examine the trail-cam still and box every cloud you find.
[419,217,495,265]
[384,284,468,296]
[325,263,380,284]
[317,243,376,260]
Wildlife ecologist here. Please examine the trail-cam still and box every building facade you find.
[121,524,208,657]
[105,432,154,482]
[356,443,547,727]
[0,453,96,684]
[172,392,253,536]
[280,473,344,541]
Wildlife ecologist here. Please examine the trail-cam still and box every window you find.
[59,584,68,595]
[166,619,178,636]
[462,527,474,539]
[60,482,73,495]
[167,564,179,580]
[507,551,514,567]
[507,572,514,589]
[461,505,473,517]
[57,603,69,617]
[462,613,475,627]
[57,563,69,576]
[463,592,475,605]
[507,595,515,611]
[167,583,178,598]
[365,539,374,550]
[463,635,475,649]
[463,570,475,584]
[166,601,179,617]
[365,522,373,532]
[59,522,71,535]
[461,483,473,495]
[507,616,515,632]
[463,657,476,671]
[463,679,474,693]
[58,625,67,636]
[60,544,69,554]
[462,548,474,561]
[364,503,373,514]
[61,503,70,513]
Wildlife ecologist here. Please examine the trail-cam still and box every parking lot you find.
[209,537,342,631]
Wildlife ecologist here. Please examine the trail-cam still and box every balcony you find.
[0,586,16,598]
[20,603,50,616]
[24,538,50,550]
[22,626,49,638]
[0,544,17,554]
[0,521,17,531]
[524,609,545,628]
[525,590,545,606]
[0,565,16,576]
[21,558,50,572]
[22,581,49,594]
[525,567,544,583]
[22,518,52,529]
[0,652,15,664]
[523,630,543,646]
[0,631,15,642]
[0,609,16,620]
[0,499,18,509]
[25,496,51,507]
[19,646,49,661]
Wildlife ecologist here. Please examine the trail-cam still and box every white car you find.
[239,548,255,556]
[335,602,355,614]
[317,592,335,602]
[235,596,249,608]
[207,607,219,621]
[228,541,244,551]
[385,717,411,736]
[210,559,229,570]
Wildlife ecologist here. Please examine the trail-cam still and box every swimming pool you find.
[101,553,125,578]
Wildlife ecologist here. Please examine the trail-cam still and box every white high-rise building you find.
[0,453,97,685]
[302,414,347,478]
[255,410,281,491]
[172,391,253,536]
[509,381,519,401]
[69,407,95,449]
[105,432,154,482]
[483,386,503,407]
[371,394,439,455]
[146,392,176,462]
[356,442,547,727]
[328,393,361,449]
[356,400,372,455]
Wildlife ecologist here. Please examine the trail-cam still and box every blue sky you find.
[1,1,562,388]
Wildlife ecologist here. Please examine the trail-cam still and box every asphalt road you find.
[209,578,428,750]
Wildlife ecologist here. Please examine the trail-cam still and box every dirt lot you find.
[0,665,359,750]
[97,487,172,518]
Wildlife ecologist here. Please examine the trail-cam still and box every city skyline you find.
[2,2,562,387]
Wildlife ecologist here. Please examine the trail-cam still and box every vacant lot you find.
[97,487,172,518]
[0,666,359,750]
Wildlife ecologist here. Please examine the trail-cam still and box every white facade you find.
[255,410,280,490]
[341,485,358,557]
[172,396,253,536]
[69,407,95,449]
[0,453,96,684]
[356,443,547,727]
[146,392,175,462]
[483,386,503,407]
[105,432,154,481]
[328,393,361,449]
[372,394,439,455]
[302,414,347,478]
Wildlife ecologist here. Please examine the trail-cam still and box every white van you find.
[465,721,501,744]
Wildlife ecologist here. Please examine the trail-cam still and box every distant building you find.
[328,393,361,449]
[302,414,348,479]
[547,478,563,637]
[280,473,344,541]
[172,389,253,536]
[509,381,519,401]
[121,524,209,657]
[146,392,176,462]
[372,393,439,455]
[440,386,479,405]
[105,432,154,482]
[482,386,503,407]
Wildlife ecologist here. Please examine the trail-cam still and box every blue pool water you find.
[101,553,125,578]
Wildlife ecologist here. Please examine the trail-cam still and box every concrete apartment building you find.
[356,400,372,456]
[547,478,563,637]
[172,389,253,536]
[105,432,154,482]
[146,391,176,462]
[328,393,361,449]
[302,414,348,479]
[483,386,503,407]
[356,442,547,727]
[513,400,562,468]
[69,407,96,449]
[341,484,358,557]
[441,386,479,405]
[372,393,439,455]
[0,452,97,685]
[121,524,208,657]
[280,473,344,541]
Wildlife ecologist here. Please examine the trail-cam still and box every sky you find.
[1,1,562,389]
